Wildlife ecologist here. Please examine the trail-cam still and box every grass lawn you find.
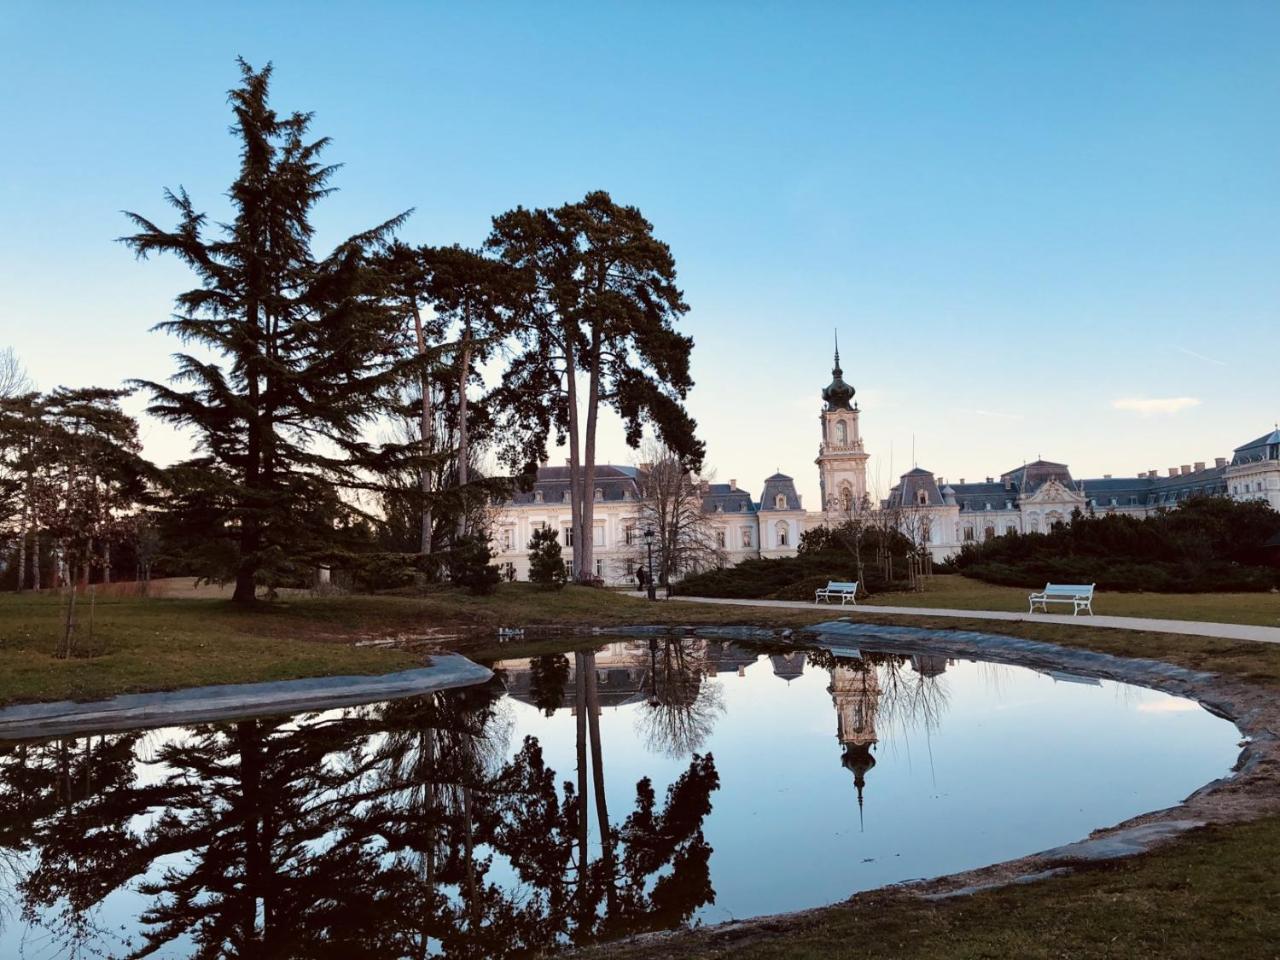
[591,815,1280,960]
[863,573,1280,627]
[0,583,837,707]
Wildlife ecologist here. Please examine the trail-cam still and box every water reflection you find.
[0,640,1237,958]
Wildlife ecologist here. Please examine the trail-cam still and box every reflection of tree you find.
[635,639,725,757]
[0,677,721,958]
[528,654,571,717]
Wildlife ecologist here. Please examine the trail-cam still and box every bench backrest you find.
[825,581,858,592]
[1042,583,1095,597]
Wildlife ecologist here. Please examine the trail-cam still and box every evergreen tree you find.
[488,192,703,582]
[527,525,567,589]
[121,60,407,602]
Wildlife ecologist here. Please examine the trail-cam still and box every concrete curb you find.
[0,653,494,740]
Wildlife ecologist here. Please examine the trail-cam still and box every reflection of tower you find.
[828,662,880,826]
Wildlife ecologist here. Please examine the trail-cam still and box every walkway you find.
[658,595,1280,646]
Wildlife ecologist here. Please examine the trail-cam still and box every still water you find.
[0,639,1237,958]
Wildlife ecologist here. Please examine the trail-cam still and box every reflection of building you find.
[704,641,762,678]
[910,654,949,678]
[829,661,880,819]
[498,642,649,711]
[769,651,806,683]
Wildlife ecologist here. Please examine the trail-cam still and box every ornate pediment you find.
[1022,477,1084,506]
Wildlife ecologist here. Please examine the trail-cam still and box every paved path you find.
[656,594,1280,646]
[0,654,494,741]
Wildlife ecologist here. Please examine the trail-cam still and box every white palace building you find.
[490,346,1280,581]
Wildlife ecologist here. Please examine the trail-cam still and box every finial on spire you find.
[834,329,840,369]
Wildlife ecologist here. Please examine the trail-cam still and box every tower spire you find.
[833,329,841,373]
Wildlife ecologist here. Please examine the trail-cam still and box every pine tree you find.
[488,192,703,582]
[527,525,567,589]
[121,60,407,602]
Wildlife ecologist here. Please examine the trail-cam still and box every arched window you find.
[534,489,544,503]
[984,525,995,541]
[776,521,789,547]
[594,487,603,501]
[917,489,928,506]
[835,421,848,444]
[839,484,853,513]
[775,493,787,509]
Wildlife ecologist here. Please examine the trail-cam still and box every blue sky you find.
[2,1,1277,505]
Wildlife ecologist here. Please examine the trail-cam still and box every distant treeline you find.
[950,497,1280,592]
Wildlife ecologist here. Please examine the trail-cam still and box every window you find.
[624,524,636,546]
[835,421,848,444]
[776,521,789,547]
[775,493,787,509]
[593,525,605,547]
[983,525,995,541]
[562,526,574,547]
[534,490,544,504]
[563,559,573,576]
[500,528,514,551]
[716,529,726,548]
[595,559,604,577]
[963,525,975,541]
[594,487,603,501]
[1006,524,1017,536]
[562,490,570,503]
[742,527,753,548]
[917,490,928,506]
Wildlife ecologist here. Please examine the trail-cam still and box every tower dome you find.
[822,336,855,411]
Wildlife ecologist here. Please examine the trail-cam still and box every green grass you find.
[591,816,1280,960]
[0,584,838,707]
[863,573,1280,627]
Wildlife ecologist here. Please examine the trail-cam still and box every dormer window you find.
[594,487,603,501]
[917,490,928,506]
[775,493,787,510]
[562,490,570,503]
[534,490,544,504]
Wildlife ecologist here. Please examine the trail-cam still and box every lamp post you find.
[644,526,657,601]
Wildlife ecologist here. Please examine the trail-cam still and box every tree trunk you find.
[455,319,472,539]
[579,328,602,581]
[574,651,590,925]
[32,531,40,591]
[410,302,435,565]
[103,541,111,585]
[15,520,26,593]
[564,334,583,576]
[584,651,615,911]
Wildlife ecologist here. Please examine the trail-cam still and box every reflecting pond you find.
[0,639,1238,958]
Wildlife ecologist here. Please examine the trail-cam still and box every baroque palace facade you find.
[490,347,1280,580]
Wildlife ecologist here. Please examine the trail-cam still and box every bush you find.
[952,497,1280,592]
[448,534,502,596]
[527,527,567,590]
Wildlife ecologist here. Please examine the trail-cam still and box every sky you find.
[2,1,1278,507]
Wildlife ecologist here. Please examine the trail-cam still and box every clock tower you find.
[815,336,870,515]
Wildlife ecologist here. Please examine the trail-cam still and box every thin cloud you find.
[960,408,1024,422]
[1113,396,1202,416]
[1175,346,1227,367]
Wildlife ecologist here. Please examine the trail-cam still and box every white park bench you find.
[1028,582,1096,616]
[815,580,859,605]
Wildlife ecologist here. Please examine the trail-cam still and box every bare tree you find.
[633,441,725,586]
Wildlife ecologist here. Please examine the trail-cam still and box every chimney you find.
[729,479,738,491]
[1168,467,1179,477]
[959,478,966,485]
[1215,457,1227,469]
[1150,469,1158,479]
[1103,474,1112,479]
[986,476,994,483]
[1194,461,1205,472]
[1180,464,1191,476]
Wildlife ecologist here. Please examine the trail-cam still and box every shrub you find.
[448,534,502,596]
[527,526,567,590]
